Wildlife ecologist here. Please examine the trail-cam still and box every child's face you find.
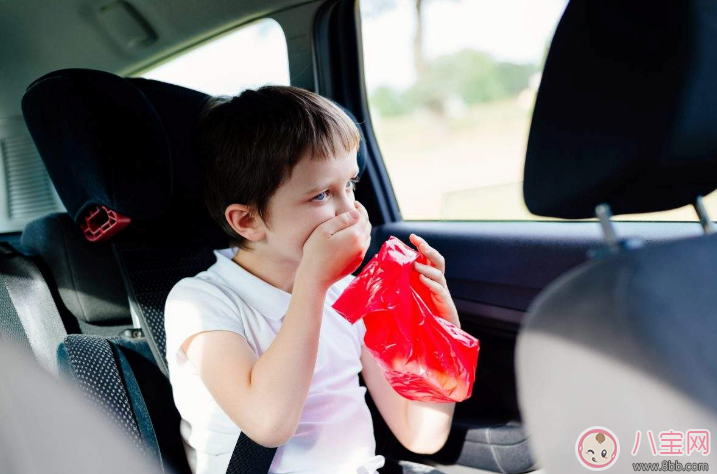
[258,143,361,266]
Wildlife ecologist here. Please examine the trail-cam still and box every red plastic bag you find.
[332,235,480,403]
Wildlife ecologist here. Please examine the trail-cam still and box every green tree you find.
[401,49,537,113]
[371,86,412,117]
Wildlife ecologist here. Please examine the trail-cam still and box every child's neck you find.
[231,248,298,294]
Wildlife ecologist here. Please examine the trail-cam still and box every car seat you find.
[516,0,717,472]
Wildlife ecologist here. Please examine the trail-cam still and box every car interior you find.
[1,0,716,473]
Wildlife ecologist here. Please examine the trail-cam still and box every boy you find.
[164,85,461,474]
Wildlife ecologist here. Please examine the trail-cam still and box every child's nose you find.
[335,194,356,218]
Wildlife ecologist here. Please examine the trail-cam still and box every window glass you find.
[139,18,290,96]
[360,0,717,222]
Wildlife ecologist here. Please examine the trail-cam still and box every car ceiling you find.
[0,0,306,120]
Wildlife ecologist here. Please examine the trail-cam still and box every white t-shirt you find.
[164,247,386,474]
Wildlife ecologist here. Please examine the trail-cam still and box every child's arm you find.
[182,267,330,447]
[360,345,455,455]
[359,233,461,454]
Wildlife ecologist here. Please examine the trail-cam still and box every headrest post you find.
[595,203,619,253]
[693,195,716,234]
[588,203,644,259]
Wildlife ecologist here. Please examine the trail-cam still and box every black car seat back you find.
[20,68,247,473]
[20,212,135,337]
[20,69,224,369]
[0,237,188,472]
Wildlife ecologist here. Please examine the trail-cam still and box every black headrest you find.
[524,0,717,219]
[21,69,367,245]
[21,68,228,246]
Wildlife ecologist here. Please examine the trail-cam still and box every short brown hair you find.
[196,85,362,252]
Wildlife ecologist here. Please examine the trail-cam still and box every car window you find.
[137,18,290,96]
[359,0,717,222]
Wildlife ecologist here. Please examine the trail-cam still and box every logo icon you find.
[576,426,620,470]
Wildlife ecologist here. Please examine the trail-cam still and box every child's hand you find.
[300,200,371,289]
[409,233,461,329]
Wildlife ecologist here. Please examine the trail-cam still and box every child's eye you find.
[349,176,360,191]
[601,449,607,458]
[311,177,360,202]
[312,190,328,202]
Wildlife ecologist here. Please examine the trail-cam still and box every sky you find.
[141,0,569,96]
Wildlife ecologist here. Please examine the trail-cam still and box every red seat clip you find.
[79,204,131,242]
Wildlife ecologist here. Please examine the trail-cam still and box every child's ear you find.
[225,203,265,241]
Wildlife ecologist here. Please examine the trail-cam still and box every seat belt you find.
[226,433,277,474]
[0,242,67,376]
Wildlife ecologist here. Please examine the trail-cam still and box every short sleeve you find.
[332,273,366,347]
[356,317,367,347]
[164,277,248,373]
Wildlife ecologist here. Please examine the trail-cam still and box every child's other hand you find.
[409,233,461,329]
[300,200,371,289]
